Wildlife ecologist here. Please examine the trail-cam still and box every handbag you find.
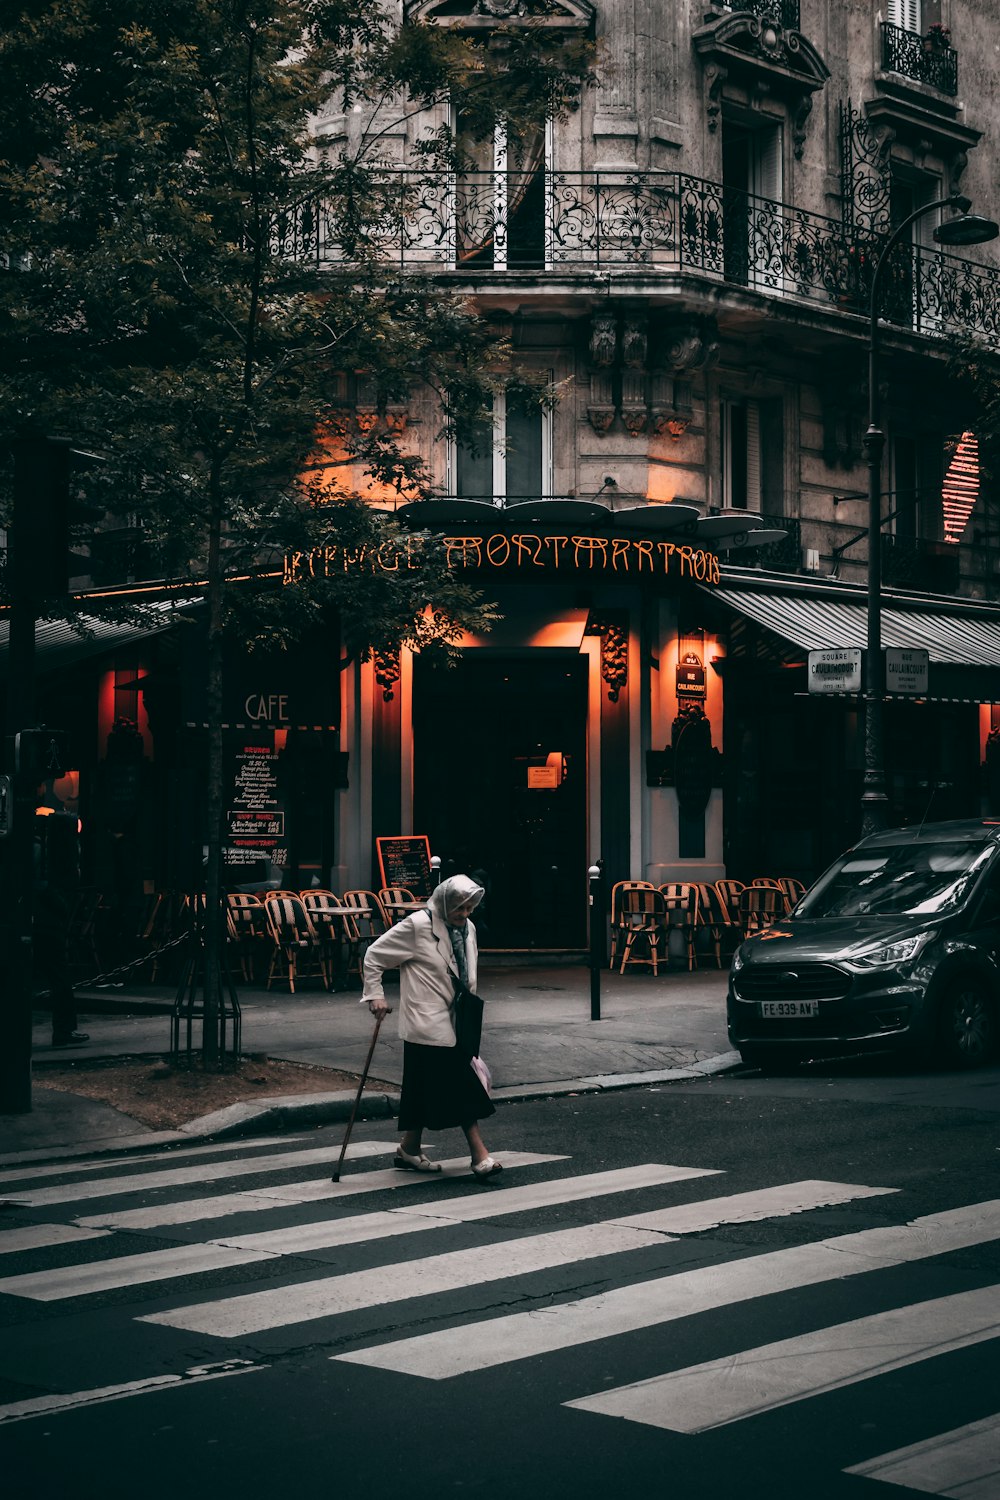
[451,977,484,1059]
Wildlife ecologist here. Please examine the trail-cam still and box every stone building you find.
[290,0,1000,949]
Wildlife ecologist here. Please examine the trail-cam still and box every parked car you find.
[727,820,1000,1072]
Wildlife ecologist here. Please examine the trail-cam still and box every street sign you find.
[807,648,862,694]
[886,647,929,696]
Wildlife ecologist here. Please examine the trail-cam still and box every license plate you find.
[759,1000,819,1019]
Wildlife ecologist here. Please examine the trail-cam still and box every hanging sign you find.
[885,647,929,696]
[808,648,862,694]
[676,652,706,698]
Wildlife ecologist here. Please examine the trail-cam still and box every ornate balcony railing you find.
[881,21,958,96]
[274,170,1000,340]
[724,0,800,27]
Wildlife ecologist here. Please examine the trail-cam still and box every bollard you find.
[588,863,603,1020]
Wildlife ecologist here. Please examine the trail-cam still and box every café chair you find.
[776,876,807,912]
[379,887,422,924]
[262,892,326,993]
[618,886,669,976]
[714,878,745,925]
[738,884,785,939]
[658,883,700,971]
[225,893,270,982]
[693,882,734,968]
[301,891,349,984]
[609,881,655,970]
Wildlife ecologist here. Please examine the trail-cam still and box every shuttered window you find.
[887,0,921,33]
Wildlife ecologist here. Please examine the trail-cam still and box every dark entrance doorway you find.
[413,653,589,949]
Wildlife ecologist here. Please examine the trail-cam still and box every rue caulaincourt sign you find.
[284,532,722,585]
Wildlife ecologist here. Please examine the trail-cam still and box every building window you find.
[452,386,552,501]
[887,0,922,32]
[454,116,548,272]
[722,120,783,288]
[721,395,784,513]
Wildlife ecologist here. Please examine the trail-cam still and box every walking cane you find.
[331,1013,385,1182]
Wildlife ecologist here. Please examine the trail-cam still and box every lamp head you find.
[934,213,1000,247]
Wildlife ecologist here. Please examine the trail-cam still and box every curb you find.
[0,1051,744,1167]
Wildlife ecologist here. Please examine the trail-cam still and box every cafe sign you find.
[285,533,721,585]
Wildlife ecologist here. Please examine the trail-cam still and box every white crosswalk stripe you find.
[565,1285,1000,1432]
[0,1223,111,1256]
[0,1135,302,1187]
[335,1199,1000,1378]
[139,1178,892,1338]
[845,1411,1000,1496]
[74,1151,565,1230]
[9,1139,397,1208]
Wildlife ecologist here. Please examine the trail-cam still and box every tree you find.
[0,0,594,1065]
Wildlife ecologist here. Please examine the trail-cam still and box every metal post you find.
[588,863,603,1020]
[430,854,441,889]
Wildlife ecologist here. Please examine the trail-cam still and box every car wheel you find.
[937,978,997,1069]
[739,1047,802,1076]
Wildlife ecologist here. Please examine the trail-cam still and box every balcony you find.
[880,21,958,97]
[275,170,1000,341]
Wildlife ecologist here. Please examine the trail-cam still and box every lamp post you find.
[860,195,999,837]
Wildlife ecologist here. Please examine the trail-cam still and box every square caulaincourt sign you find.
[807,647,862,694]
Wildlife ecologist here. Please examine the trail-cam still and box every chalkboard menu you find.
[376,835,433,900]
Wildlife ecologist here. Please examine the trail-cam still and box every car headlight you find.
[730,945,746,973]
[843,932,931,970]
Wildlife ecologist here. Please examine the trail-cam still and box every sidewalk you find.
[1,962,739,1162]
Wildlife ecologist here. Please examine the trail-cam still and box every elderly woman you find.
[362,873,501,1181]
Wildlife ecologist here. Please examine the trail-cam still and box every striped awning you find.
[0,599,197,677]
[709,587,1000,667]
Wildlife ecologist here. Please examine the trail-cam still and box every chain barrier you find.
[33,930,192,1003]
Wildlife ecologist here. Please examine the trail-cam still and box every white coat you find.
[361,875,483,1047]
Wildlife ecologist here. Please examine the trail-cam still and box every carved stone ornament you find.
[405,0,595,32]
[355,406,379,436]
[663,317,719,374]
[621,318,648,370]
[651,413,690,441]
[383,406,408,435]
[693,9,830,143]
[585,613,629,702]
[621,406,648,436]
[589,313,618,368]
[587,405,616,434]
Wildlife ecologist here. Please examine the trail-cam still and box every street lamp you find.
[860,195,999,837]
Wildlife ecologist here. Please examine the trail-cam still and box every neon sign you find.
[284,533,721,585]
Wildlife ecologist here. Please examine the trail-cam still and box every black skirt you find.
[398,1041,495,1132]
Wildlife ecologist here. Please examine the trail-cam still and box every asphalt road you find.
[1,1058,999,1500]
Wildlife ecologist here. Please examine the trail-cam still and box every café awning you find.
[0,599,197,678]
[704,582,1000,701]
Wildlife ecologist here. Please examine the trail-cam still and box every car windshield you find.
[797,839,995,918]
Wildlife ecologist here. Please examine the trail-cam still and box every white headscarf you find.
[428,873,485,927]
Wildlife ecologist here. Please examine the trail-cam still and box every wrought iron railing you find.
[727,0,800,27]
[274,170,1000,340]
[881,21,958,96]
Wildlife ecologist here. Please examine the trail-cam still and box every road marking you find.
[138,1178,894,1339]
[0,1241,275,1301]
[13,1140,396,1208]
[76,1152,565,1229]
[0,1135,302,1187]
[139,1223,670,1336]
[566,1285,1000,1432]
[214,1165,722,1253]
[0,1361,266,1427]
[608,1179,896,1234]
[334,1198,1000,1379]
[0,1223,112,1255]
[845,1410,1000,1496]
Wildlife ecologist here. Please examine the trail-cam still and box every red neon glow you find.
[941,430,979,544]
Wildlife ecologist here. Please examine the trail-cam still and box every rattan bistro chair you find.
[776,876,807,912]
[379,887,422,924]
[225,893,270,982]
[714,878,746,926]
[738,884,786,939]
[693,882,734,968]
[301,891,349,984]
[658,883,700,972]
[618,886,669,975]
[262,893,326,993]
[609,881,655,970]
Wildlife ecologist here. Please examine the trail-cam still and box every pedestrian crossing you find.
[0,1132,997,1497]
